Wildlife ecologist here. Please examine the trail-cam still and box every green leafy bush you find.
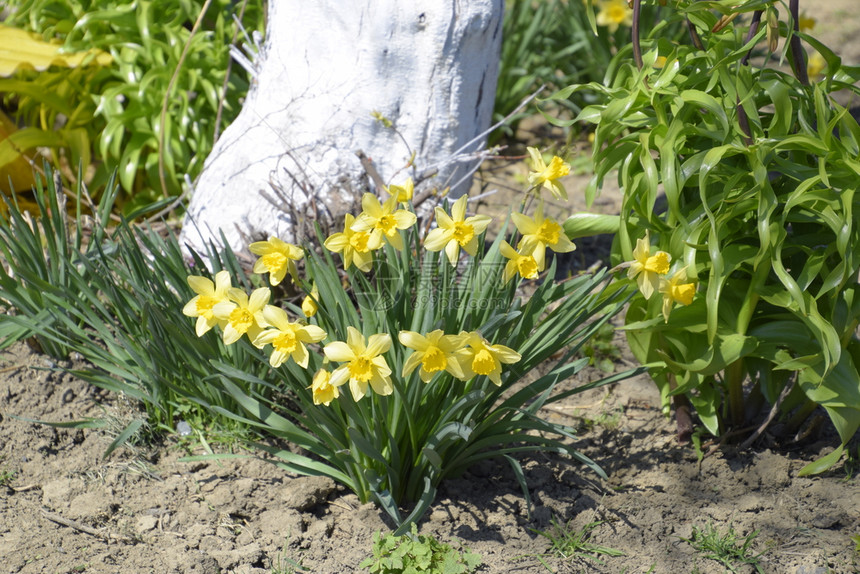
[495,0,685,140]
[361,524,481,574]
[1,0,264,213]
[550,0,860,471]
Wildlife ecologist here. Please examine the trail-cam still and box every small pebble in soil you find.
[176,420,193,436]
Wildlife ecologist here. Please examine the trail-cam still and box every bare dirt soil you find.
[1,333,858,574]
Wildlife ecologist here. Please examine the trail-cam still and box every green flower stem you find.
[737,263,768,336]
[726,359,746,429]
[667,372,694,442]
[785,399,818,436]
[727,263,768,428]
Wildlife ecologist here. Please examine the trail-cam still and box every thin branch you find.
[40,507,134,543]
[158,0,214,198]
[788,0,809,85]
[739,375,796,449]
[741,10,764,67]
[632,0,643,69]
[213,0,250,143]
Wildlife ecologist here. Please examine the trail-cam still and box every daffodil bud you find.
[711,12,739,34]
[767,7,779,53]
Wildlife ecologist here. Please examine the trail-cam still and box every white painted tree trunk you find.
[181,0,504,256]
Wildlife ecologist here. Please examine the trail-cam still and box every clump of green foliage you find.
[680,522,768,574]
[361,524,482,574]
[495,0,685,140]
[1,0,264,213]
[0,166,271,437]
[528,517,624,570]
[553,0,860,472]
[582,321,622,373]
[0,461,16,488]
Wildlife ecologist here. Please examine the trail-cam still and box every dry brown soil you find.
[1,337,858,574]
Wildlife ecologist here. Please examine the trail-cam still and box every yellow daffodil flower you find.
[799,13,816,33]
[388,178,414,203]
[527,147,571,201]
[457,331,521,386]
[324,326,393,401]
[424,195,492,266]
[500,241,540,283]
[511,201,575,271]
[301,283,319,318]
[352,192,417,250]
[249,236,303,286]
[807,52,826,81]
[212,287,271,345]
[310,368,341,406]
[324,213,383,272]
[182,270,232,336]
[627,232,671,300]
[399,330,468,383]
[596,0,633,33]
[252,306,326,368]
[659,267,696,322]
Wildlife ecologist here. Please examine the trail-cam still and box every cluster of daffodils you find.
[324,147,575,282]
[182,147,577,407]
[624,231,696,322]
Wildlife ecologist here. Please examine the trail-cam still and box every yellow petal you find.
[0,24,112,77]
[393,209,417,229]
[299,325,327,343]
[399,331,429,351]
[490,344,521,364]
[366,333,392,356]
[182,296,201,317]
[324,341,356,363]
[451,195,469,221]
[248,287,272,311]
[402,351,424,377]
[349,378,368,401]
[369,373,393,396]
[444,239,460,265]
[424,228,450,251]
[511,212,538,235]
[187,275,215,296]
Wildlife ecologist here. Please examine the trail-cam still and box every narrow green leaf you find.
[798,444,844,477]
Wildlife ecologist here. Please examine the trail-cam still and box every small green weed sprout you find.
[582,322,621,373]
[528,517,624,570]
[843,444,860,481]
[270,539,307,574]
[360,524,481,574]
[0,464,16,488]
[680,522,768,574]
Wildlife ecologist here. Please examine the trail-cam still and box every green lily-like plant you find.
[181,162,641,534]
[1,0,264,212]
[550,0,860,472]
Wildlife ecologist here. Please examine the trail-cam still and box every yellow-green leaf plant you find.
[549,0,860,472]
[182,164,642,534]
[1,0,264,213]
